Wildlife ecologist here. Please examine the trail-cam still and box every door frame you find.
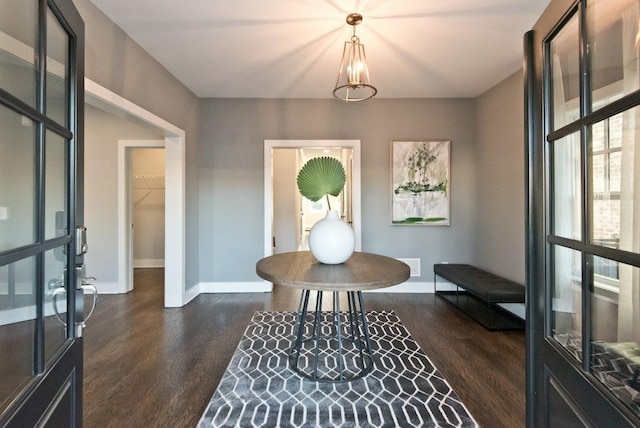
[86,80,186,307]
[117,140,165,293]
[264,140,362,258]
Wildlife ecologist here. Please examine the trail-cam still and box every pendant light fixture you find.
[333,13,377,102]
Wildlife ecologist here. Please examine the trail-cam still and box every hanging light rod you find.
[333,13,377,102]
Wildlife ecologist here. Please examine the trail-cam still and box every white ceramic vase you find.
[308,210,355,264]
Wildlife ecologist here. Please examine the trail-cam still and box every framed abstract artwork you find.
[391,140,450,226]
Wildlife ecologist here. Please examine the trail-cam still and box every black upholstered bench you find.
[434,263,525,330]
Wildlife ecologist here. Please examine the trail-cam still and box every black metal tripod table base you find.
[288,289,374,383]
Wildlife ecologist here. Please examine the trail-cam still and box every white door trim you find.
[117,140,165,294]
[264,140,362,258]
[86,79,186,307]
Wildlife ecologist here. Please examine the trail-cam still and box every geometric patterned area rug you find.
[197,311,478,427]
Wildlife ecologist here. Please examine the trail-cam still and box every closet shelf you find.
[133,175,165,204]
[134,175,164,179]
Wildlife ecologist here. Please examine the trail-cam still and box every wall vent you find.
[397,258,421,277]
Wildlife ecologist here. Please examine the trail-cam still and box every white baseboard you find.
[199,281,438,294]
[0,282,31,294]
[183,284,200,305]
[196,281,453,294]
[198,281,272,293]
[95,282,126,294]
[364,281,434,293]
[134,259,165,268]
[1,299,69,326]
[1,305,38,326]
[365,280,462,293]
[497,303,526,320]
[433,281,458,291]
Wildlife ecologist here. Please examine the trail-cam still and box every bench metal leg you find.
[433,270,524,331]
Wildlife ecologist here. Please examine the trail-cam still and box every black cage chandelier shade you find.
[333,13,377,102]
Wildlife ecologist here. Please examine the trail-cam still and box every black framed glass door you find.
[0,0,87,425]
[527,0,640,425]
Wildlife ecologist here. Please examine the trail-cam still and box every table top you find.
[256,251,410,292]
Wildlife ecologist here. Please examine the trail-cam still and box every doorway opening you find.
[117,140,165,293]
[273,147,354,253]
[132,148,166,269]
[121,144,166,293]
[264,140,361,258]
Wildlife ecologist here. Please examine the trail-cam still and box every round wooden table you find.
[256,251,410,382]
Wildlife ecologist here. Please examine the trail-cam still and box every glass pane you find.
[45,131,67,241]
[592,121,605,151]
[593,154,605,193]
[46,7,69,126]
[610,151,622,192]
[550,12,580,130]
[590,106,639,253]
[553,132,582,240]
[592,197,621,249]
[44,247,68,364]
[0,0,38,107]
[588,0,638,111]
[610,113,623,148]
[0,104,36,251]
[591,258,640,418]
[551,245,583,361]
[594,255,619,280]
[0,256,36,410]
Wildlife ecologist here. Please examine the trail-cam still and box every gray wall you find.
[84,105,163,285]
[475,70,525,284]
[0,108,37,253]
[72,0,201,289]
[198,99,478,283]
[72,0,526,291]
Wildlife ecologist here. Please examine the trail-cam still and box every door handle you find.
[51,286,68,326]
[50,276,98,329]
[79,276,98,328]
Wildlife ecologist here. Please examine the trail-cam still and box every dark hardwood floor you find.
[84,268,525,427]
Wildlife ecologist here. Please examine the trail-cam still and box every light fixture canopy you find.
[333,13,377,102]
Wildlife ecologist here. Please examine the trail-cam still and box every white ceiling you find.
[89,0,551,99]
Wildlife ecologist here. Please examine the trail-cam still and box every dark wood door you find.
[527,0,640,426]
[0,0,86,426]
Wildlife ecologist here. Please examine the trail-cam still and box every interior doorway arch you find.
[264,140,362,258]
[86,79,186,307]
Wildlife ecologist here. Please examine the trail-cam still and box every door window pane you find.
[588,0,639,111]
[553,132,582,240]
[0,256,36,410]
[45,131,67,241]
[46,7,68,126]
[44,247,68,364]
[551,245,583,362]
[589,106,639,254]
[0,104,36,251]
[594,256,619,281]
[0,0,38,107]
[591,258,640,418]
[550,12,580,130]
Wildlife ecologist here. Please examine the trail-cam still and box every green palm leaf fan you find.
[296,157,346,211]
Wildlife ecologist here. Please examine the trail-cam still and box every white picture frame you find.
[391,140,450,226]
